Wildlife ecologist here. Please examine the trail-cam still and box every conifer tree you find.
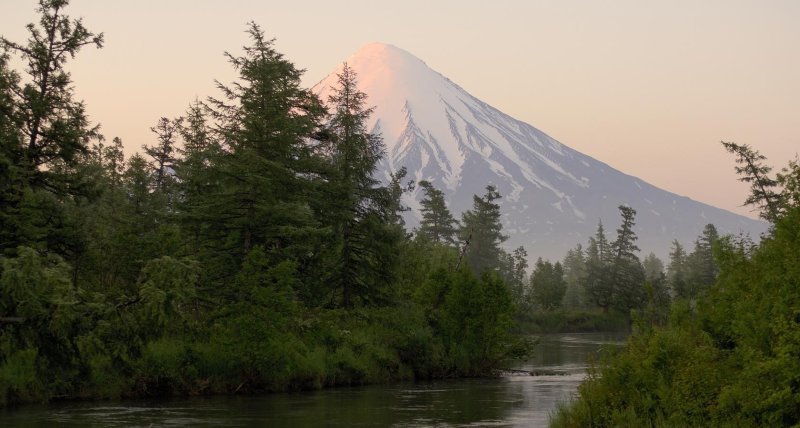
[0,0,103,255]
[103,137,125,186]
[722,141,780,221]
[0,0,103,193]
[684,223,719,299]
[324,63,401,307]
[561,244,586,308]
[667,239,689,298]
[0,53,24,255]
[583,221,613,312]
[529,258,567,310]
[609,205,646,312]
[611,206,640,260]
[500,246,528,307]
[777,156,800,209]
[174,101,219,257]
[642,252,665,284]
[144,117,182,193]
[417,180,458,246]
[459,185,508,276]
[205,23,326,263]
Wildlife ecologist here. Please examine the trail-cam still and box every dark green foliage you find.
[583,221,614,312]
[0,53,25,256]
[666,239,689,299]
[203,22,326,263]
[0,247,80,404]
[322,63,404,308]
[561,244,586,309]
[417,180,459,246]
[667,224,720,302]
[685,223,719,298]
[418,267,525,376]
[515,309,630,334]
[0,0,103,186]
[0,0,103,259]
[722,141,781,221]
[642,252,664,284]
[553,148,800,427]
[500,246,529,308]
[608,205,646,312]
[459,185,508,276]
[529,258,567,310]
[777,156,800,209]
[581,207,647,314]
[144,117,182,194]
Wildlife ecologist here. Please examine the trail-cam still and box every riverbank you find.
[1,301,533,407]
[0,333,618,427]
[515,309,630,334]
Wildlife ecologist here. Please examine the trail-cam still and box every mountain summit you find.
[313,43,766,261]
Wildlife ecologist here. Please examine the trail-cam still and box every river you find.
[0,332,626,427]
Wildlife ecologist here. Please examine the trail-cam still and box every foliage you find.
[515,309,629,334]
[561,244,586,309]
[553,148,800,427]
[0,247,80,404]
[528,258,566,310]
[203,22,326,264]
[417,180,459,246]
[322,63,404,308]
[458,185,508,276]
[722,141,781,221]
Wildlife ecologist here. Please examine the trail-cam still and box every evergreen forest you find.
[0,0,538,405]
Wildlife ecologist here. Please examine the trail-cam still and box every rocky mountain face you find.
[313,43,767,261]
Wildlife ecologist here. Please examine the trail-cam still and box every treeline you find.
[0,1,530,406]
[509,201,721,333]
[551,144,800,426]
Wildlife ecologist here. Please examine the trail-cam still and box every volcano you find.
[313,43,766,261]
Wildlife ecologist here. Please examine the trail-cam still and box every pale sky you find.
[2,0,798,219]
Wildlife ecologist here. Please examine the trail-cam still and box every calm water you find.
[0,332,626,427]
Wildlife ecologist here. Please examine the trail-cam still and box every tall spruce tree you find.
[0,0,103,255]
[173,101,221,256]
[103,137,125,186]
[324,63,400,308]
[583,221,614,312]
[144,117,182,194]
[0,0,103,194]
[204,23,326,268]
[722,141,781,221]
[459,185,508,276]
[609,205,645,312]
[667,239,688,298]
[685,223,719,299]
[417,180,458,246]
[0,52,24,255]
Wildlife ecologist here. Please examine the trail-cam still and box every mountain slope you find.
[313,43,767,261]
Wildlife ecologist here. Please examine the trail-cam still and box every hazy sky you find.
[3,0,798,219]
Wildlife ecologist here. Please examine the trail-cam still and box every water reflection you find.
[0,332,626,427]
